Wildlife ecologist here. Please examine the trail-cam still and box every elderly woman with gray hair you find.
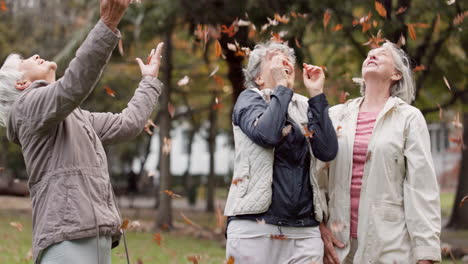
[0,0,164,263]
[318,42,441,264]
[224,42,338,263]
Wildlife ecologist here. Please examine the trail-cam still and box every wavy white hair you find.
[354,41,415,104]
[0,54,23,127]
[243,42,296,89]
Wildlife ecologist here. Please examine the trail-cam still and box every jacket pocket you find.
[379,202,404,222]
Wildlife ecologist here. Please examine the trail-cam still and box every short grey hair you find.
[243,42,296,89]
[0,54,23,127]
[354,41,415,104]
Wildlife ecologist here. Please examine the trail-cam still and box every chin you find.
[48,61,58,71]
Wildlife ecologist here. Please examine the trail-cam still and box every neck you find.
[361,77,391,112]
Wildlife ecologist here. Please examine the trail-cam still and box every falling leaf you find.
[460,196,468,208]
[372,20,379,28]
[177,76,190,86]
[446,0,455,5]
[162,137,172,155]
[396,6,407,15]
[144,119,157,136]
[453,10,468,26]
[303,125,315,138]
[221,24,237,37]
[270,32,284,43]
[227,43,237,52]
[362,22,372,33]
[274,13,290,24]
[215,40,222,57]
[271,234,288,240]
[443,76,452,92]
[213,75,225,87]
[118,39,124,56]
[226,256,235,264]
[407,24,417,40]
[339,91,350,103]
[375,1,387,18]
[209,65,219,78]
[412,65,426,72]
[104,86,116,98]
[414,23,430,28]
[153,233,162,246]
[164,190,182,198]
[0,0,7,12]
[180,212,202,229]
[319,65,328,72]
[332,24,343,32]
[121,219,130,230]
[187,255,202,264]
[231,178,243,185]
[10,222,23,232]
[168,103,175,118]
[396,34,406,47]
[323,10,332,29]
[362,29,385,48]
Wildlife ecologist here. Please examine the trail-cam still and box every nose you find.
[369,54,376,60]
[32,54,40,60]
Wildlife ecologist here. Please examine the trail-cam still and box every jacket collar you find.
[347,96,406,117]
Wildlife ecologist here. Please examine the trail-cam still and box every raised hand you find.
[100,0,132,32]
[268,51,295,90]
[136,42,164,78]
[303,63,325,97]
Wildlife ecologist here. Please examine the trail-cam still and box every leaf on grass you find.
[270,234,288,240]
[153,233,162,246]
[460,196,468,208]
[375,1,387,18]
[303,125,315,138]
[10,222,23,232]
[323,10,332,29]
[105,86,116,98]
[412,65,426,72]
[118,39,124,56]
[163,137,172,155]
[396,6,407,15]
[164,190,182,198]
[121,219,130,230]
[331,24,343,32]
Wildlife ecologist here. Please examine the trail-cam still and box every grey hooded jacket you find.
[6,20,162,263]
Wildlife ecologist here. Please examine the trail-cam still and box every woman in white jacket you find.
[319,42,441,264]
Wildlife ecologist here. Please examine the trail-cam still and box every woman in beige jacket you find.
[318,42,441,264]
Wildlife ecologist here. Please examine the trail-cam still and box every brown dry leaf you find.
[375,1,387,18]
[362,29,385,48]
[414,23,430,28]
[336,126,343,132]
[164,190,182,198]
[104,86,116,98]
[274,13,290,24]
[162,137,172,155]
[168,103,175,118]
[303,125,315,138]
[120,219,130,230]
[460,196,468,208]
[153,233,162,246]
[332,24,343,32]
[144,119,157,136]
[180,212,202,229]
[323,10,332,29]
[407,24,417,40]
[361,22,372,33]
[231,178,243,185]
[10,222,23,232]
[136,258,144,264]
[412,65,426,72]
[221,24,237,37]
[453,10,468,26]
[443,76,452,92]
[226,256,235,264]
[396,6,407,15]
[215,40,222,57]
[271,234,288,240]
[187,255,202,264]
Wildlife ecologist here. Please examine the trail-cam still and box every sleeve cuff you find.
[308,93,328,107]
[414,246,442,262]
[141,76,163,95]
[96,19,121,43]
[274,85,294,97]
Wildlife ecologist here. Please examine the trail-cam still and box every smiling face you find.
[362,47,400,81]
[257,50,295,89]
[18,55,57,84]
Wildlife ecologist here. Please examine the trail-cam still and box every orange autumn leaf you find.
[221,24,237,37]
[0,0,7,12]
[375,1,387,18]
[319,65,328,72]
[414,23,430,28]
[336,126,342,132]
[332,24,343,32]
[271,234,288,240]
[187,255,201,264]
[226,256,235,264]
[232,178,243,185]
[412,65,426,72]
[407,24,417,40]
[362,22,372,33]
[120,219,130,230]
[303,125,315,138]
[396,6,407,15]
[460,196,468,208]
[164,190,182,198]
[153,233,162,246]
[270,32,284,43]
[10,222,23,232]
[215,40,222,57]
[362,29,385,48]
[323,10,332,29]
[453,10,468,26]
[449,136,462,145]
[274,13,290,24]
[180,212,202,229]
[105,86,116,98]
[372,20,379,28]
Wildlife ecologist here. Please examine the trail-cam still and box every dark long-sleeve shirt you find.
[229,86,337,227]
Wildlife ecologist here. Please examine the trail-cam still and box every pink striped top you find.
[350,111,379,238]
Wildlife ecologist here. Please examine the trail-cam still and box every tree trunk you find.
[206,92,218,212]
[447,114,468,229]
[155,28,174,230]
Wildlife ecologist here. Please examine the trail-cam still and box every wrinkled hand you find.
[303,63,325,97]
[320,223,345,264]
[268,51,295,90]
[136,42,164,77]
[100,0,132,32]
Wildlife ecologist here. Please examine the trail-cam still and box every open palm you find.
[136,42,164,78]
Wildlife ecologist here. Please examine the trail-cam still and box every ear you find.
[391,72,402,82]
[15,80,31,91]
[255,76,265,87]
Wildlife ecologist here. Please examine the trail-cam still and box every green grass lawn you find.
[0,210,225,264]
[441,191,456,219]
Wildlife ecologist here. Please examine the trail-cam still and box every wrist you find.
[101,18,118,33]
[308,90,323,98]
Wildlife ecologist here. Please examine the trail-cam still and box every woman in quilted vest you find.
[224,42,338,264]
[318,42,441,264]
